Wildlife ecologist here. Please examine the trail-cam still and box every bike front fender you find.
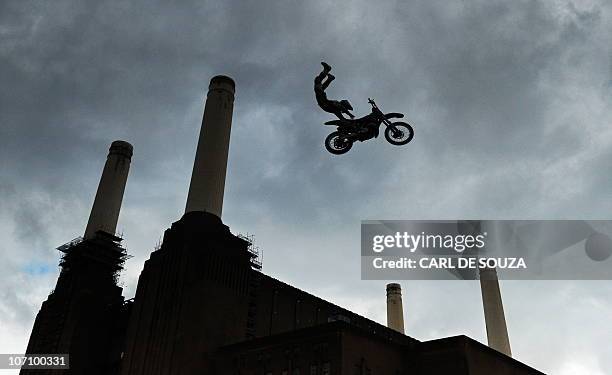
[384,112,404,119]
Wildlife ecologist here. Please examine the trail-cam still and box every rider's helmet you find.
[340,99,353,111]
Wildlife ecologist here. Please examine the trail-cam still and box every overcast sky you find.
[1,0,612,374]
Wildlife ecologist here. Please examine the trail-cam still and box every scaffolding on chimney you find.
[56,230,131,284]
[237,232,262,339]
[237,233,262,271]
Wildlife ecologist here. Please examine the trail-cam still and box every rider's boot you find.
[321,62,332,72]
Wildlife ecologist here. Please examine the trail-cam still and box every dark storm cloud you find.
[1,0,611,373]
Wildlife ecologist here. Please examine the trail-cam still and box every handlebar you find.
[368,98,375,105]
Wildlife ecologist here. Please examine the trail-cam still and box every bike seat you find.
[324,119,351,126]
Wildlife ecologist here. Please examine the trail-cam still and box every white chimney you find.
[185,75,236,218]
[386,283,405,334]
[480,267,512,357]
[84,140,133,239]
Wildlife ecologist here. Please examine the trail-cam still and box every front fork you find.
[382,119,398,132]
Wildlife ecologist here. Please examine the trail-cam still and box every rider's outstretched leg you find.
[322,74,335,90]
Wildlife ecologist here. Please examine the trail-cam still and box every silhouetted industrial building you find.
[22,76,544,375]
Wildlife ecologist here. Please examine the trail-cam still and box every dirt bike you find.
[323,98,414,155]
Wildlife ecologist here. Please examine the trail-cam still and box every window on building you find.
[322,362,330,375]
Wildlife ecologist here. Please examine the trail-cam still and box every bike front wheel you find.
[325,132,353,155]
[384,122,414,145]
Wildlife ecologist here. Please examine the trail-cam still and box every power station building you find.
[22,76,544,375]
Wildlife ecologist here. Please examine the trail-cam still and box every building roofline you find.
[217,320,415,354]
[257,272,417,344]
[419,335,546,374]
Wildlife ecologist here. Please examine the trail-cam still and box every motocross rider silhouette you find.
[314,62,355,120]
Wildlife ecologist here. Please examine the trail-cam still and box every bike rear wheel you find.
[384,122,414,145]
[325,132,353,155]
